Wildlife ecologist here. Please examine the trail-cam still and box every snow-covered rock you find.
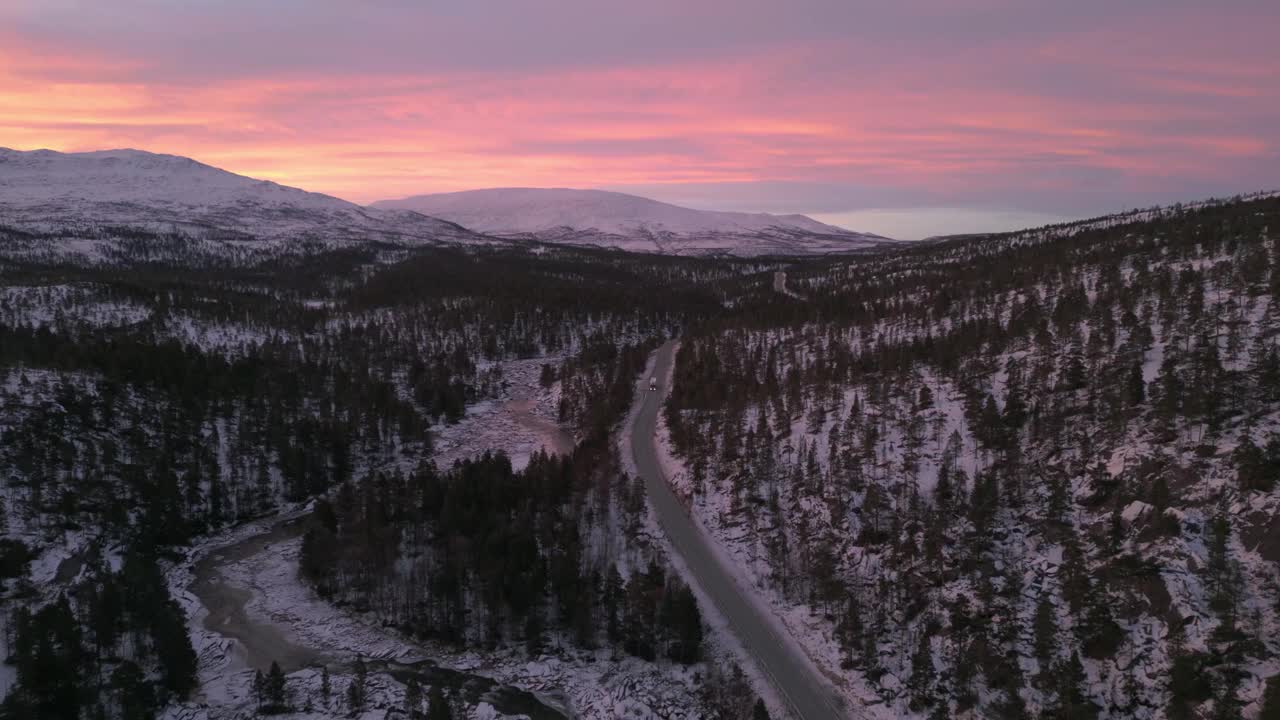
[1121,500,1152,524]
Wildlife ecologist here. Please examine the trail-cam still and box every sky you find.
[2,1,1278,239]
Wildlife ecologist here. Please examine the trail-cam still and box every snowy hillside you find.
[373,187,894,256]
[0,148,351,209]
[662,193,1280,719]
[0,147,488,252]
[924,190,1280,248]
[0,148,891,260]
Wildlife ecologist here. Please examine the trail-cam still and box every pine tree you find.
[623,571,658,661]
[1048,652,1098,720]
[1079,590,1122,660]
[90,573,122,655]
[320,665,331,709]
[265,660,287,712]
[251,670,266,711]
[346,678,363,715]
[1059,529,1090,614]
[1147,474,1180,536]
[907,631,936,710]
[1045,470,1070,529]
[752,698,772,720]
[978,394,1004,448]
[836,593,864,665]
[1127,361,1145,405]
[1260,673,1280,719]
[1032,591,1059,670]
[1167,623,1213,719]
[347,655,368,713]
[404,676,423,717]
[427,685,453,720]
[933,465,953,516]
[1206,511,1241,618]
[1213,670,1244,720]
[151,596,198,698]
[1234,435,1276,492]
[603,565,624,648]
[663,582,703,665]
[524,609,545,657]
[111,661,154,720]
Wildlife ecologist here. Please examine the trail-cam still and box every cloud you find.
[0,1,1276,220]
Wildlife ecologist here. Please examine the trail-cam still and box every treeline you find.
[299,453,704,665]
[0,331,410,548]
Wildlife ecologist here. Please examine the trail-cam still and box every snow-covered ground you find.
[430,357,571,471]
[163,502,717,720]
[0,283,152,329]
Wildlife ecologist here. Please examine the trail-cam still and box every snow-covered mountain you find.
[0,148,893,259]
[0,147,484,248]
[373,187,894,256]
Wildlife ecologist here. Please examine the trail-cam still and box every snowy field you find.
[430,357,572,471]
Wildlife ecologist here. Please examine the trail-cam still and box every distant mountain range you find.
[0,148,893,256]
[372,187,893,255]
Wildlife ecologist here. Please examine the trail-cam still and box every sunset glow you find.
[2,1,1278,237]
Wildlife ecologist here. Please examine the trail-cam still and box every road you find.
[631,341,847,720]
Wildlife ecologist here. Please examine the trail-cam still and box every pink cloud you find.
[1,3,1276,212]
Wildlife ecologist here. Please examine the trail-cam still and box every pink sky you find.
[2,0,1277,237]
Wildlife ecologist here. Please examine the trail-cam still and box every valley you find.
[1,162,1278,720]
[5,2,1279,718]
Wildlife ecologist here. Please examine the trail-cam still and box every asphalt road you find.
[631,341,848,720]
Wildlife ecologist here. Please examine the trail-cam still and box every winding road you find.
[631,341,847,720]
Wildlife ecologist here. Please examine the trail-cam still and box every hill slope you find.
[0,147,485,250]
[373,187,893,256]
[661,193,1280,718]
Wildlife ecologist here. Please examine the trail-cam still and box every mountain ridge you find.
[373,186,894,255]
[0,147,892,257]
[0,146,489,249]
